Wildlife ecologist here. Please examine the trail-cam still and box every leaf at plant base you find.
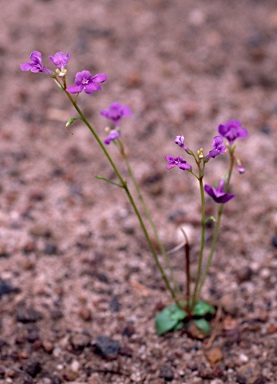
[193,318,211,336]
[155,304,187,335]
[192,300,216,317]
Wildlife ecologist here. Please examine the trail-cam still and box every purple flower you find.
[218,120,248,145]
[175,135,189,151]
[20,51,52,74]
[66,70,107,94]
[48,52,70,71]
[165,156,192,171]
[204,180,235,204]
[100,102,132,126]
[206,136,226,159]
[104,130,121,145]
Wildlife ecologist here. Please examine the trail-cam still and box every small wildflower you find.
[218,120,248,145]
[206,136,226,159]
[101,102,131,126]
[104,130,121,145]
[204,180,235,204]
[20,51,52,75]
[48,52,70,73]
[165,156,192,171]
[175,135,189,150]
[66,70,107,94]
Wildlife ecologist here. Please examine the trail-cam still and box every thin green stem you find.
[122,147,181,298]
[197,148,235,297]
[191,162,206,310]
[57,78,177,301]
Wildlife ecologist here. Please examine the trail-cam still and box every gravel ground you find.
[0,0,277,383]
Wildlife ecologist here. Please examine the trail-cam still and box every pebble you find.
[70,333,91,350]
[272,235,277,247]
[159,365,174,381]
[92,335,121,360]
[42,340,54,353]
[78,307,92,321]
[239,353,249,363]
[0,280,18,296]
[70,360,80,372]
[236,266,252,283]
[30,225,52,238]
[220,293,238,315]
[16,305,43,323]
[205,348,223,365]
[236,363,260,384]
[44,242,59,255]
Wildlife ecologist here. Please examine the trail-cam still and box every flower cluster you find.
[166,120,248,204]
[20,51,107,95]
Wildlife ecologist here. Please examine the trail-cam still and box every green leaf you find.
[155,304,187,335]
[193,318,211,336]
[65,117,80,127]
[192,301,216,317]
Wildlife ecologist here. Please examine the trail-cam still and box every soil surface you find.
[1,0,277,383]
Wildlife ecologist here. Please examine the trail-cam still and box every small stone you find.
[236,266,252,283]
[42,340,54,353]
[44,242,59,255]
[92,335,121,360]
[0,244,11,258]
[272,234,277,248]
[159,365,174,381]
[62,368,78,381]
[51,309,63,320]
[24,358,41,377]
[239,354,249,363]
[237,363,260,384]
[109,295,120,312]
[205,348,223,365]
[78,307,92,321]
[30,225,52,238]
[0,280,18,296]
[70,360,80,372]
[220,293,238,315]
[16,306,43,323]
[70,333,91,350]
[122,322,136,337]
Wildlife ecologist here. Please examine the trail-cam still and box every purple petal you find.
[92,73,107,83]
[66,84,83,94]
[238,128,248,139]
[84,82,101,94]
[30,51,43,64]
[20,63,34,71]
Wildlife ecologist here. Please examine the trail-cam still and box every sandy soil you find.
[0,0,277,383]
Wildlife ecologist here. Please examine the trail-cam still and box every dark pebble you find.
[159,365,174,381]
[16,306,43,323]
[0,280,18,296]
[24,358,41,377]
[271,235,277,248]
[122,322,136,337]
[237,266,252,283]
[236,373,247,384]
[51,309,63,320]
[44,243,59,255]
[92,335,121,360]
[110,295,120,312]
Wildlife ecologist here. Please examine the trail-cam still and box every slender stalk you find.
[57,78,177,301]
[191,162,206,309]
[122,148,181,298]
[197,147,235,296]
